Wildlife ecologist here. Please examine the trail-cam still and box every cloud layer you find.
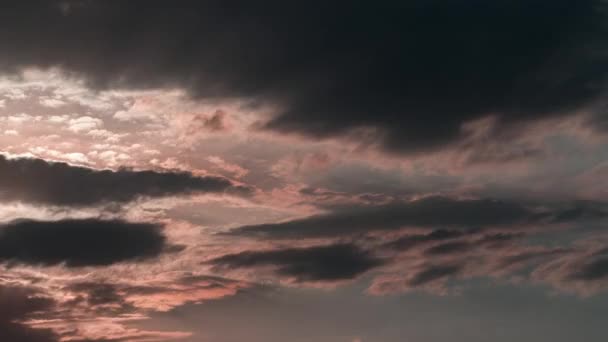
[0,155,251,207]
[0,286,58,342]
[209,243,385,282]
[227,196,601,239]
[0,1,606,153]
[0,218,167,266]
[0,2,607,340]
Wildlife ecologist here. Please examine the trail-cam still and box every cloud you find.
[530,244,608,295]
[0,154,252,207]
[208,244,385,282]
[0,273,252,341]
[407,264,463,287]
[0,286,59,342]
[0,1,605,153]
[423,241,474,256]
[190,110,229,133]
[63,274,252,313]
[227,196,554,239]
[67,282,127,306]
[570,253,608,281]
[0,218,167,266]
[67,115,103,133]
[384,230,467,251]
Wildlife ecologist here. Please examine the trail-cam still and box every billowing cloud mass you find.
[0,154,251,207]
[0,1,606,153]
[0,1,608,341]
[0,218,166,266]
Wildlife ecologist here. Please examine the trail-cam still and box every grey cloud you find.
[568,248,608,281]
[0,286,59,342]
[408,264,463,287]
[0,1,606,153]
[0,155,252,207]
[228,197,608,239]
[0,218,168,267]
[208,243,385,282]
[385,230,467,251]
[227,196,549,239]
[423,241,473,256]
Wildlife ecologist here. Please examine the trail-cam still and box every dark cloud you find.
[420,232,523,255]
[524,246,608,294]
[68,282,125,306]
[201,110,227,132]
[0,218,167,267]
[477,232,524,245]
[0,286,59,342]
[385,229,466,251]
[571,258,608,281]
[423,241,473,256]
[0,155,252,207]
[227,196,549,239]
[569,248,608,281]
[229,196,608,239]
[208,244,385,282]
[551,201,608,223]
[63,282,137,319]
[408,264,463,286]
[492,248,572,277]
[0,1,606,153]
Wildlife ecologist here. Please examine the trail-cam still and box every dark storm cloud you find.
[208,244,385,282]
[0,155,252,207]
[1,1,607,153]
[0,218,167,266]
[0,286,58,342]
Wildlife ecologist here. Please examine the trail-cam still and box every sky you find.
[1,1,608,341]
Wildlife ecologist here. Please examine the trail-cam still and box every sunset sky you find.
[1,1,608,342]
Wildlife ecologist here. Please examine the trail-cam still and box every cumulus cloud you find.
[0,218,167,266]
[0,154,252,207]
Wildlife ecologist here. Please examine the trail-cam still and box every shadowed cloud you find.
[0,1,606,153]
[0,218,167,266]
[0,286,58,342]
[385,229,467,251]
[227,196,546,239]
[408,264,464,287]
[568,248,608,281]
[228,197,608,239]
[208,244,385,282]
[0,155,252,207]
